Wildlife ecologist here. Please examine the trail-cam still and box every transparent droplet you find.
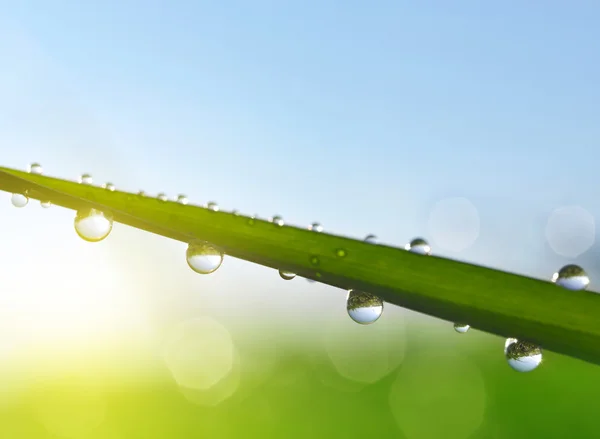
[186,241,224,274]
[336,249,347,257]
[247,217,256,226]
[79,173,93,185]
[310,256,320,266]
[232,210,240,216]
[206,201,219,212]
[177,194,189,205]
[40,200,52,208]
[29,163,43,175]
[10,193,28,208]
[74,208,113,242]
[504,338,542,373]
[551,264,590,291]
[103,183,115,191]
[405,237,431,255]
[270,215,284,226]
[157,193,168,202]
[309,222,323,232]
[279,270,296,280]
[346,290,384,325]
[454,323,470,333]
[364,234,378,244]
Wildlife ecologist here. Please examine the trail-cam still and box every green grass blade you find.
[1,166,599,367]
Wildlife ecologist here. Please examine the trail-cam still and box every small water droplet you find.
[270,215,284,226]
[454,323,470,333]
[11,193,28,208]
[79,173,93,185]
[232,210,240,216]
[279,270,296,280]
[157,193,168,202]
[247,217,256,226]
[405,238,431,255]
[177,194,189,205]
[137,190,146,197]
[315,272,322,278]
[336,249,347,257]
[103,183,115,191]
[364,234,378,244]
[40,200,52,208]
[310,256,320,266]
[309,222,323,232]
[186,241,224,274]
[551,264,590,291]
[74,208,113,242]
[29,163,43,175]
[504,338,542,372]
[346,290,384,325]
[206,201,219,212]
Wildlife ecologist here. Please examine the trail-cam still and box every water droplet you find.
[157,193,168,202]
[177,194,189,205]
[29,163,43,175]
[74,208,113,242]
[405,238,431,255]
[551,264,590,291]
[206,201,219,212]
[309,222,323,232]
[279,270,296,280]
[247,217,256,226]
[364,234,378,244]
[270,215,284,226]
[40,200,52,208]
[79,173,93,185]
[336,249,347,257]
[232,210,240,216]
[454,323,470,333]
[137,190,146,197]
[346,290,384,325]
[186,241,224,274]
[504,338,542,372]
[310,256,320,266]
[103,183,115,191]
[11,193,28,208]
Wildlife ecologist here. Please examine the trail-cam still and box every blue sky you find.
[0,1,599,365]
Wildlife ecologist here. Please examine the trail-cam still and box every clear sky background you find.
[0,1,599,380]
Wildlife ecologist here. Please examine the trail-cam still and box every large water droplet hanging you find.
[551,264,590,291]
[186,241,224,274]
[405,238,431,255]
[79,173,93,185]
[504,338,542,372]
[103,183,116,191]
[279,270,296,280]
[454,323,470,333]
[29,163,43,175]
[270,215,284,226]
[11,193,28,208]
[206,201,219,212]
[309,222,323,232]
[346,290,384,325]
[364,234,378,244]
[177,195,189,205]
[40,200,52,208]
[74,208,113,242]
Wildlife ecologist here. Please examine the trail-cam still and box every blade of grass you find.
[1,166,599,367]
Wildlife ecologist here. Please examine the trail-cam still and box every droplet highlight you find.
[504,338,542,372]
[206,201,219,212]
[186,241,224,274]
[346,290,384,325]
[11,193,28,208]
[405,238,431,255]
[551,264,590,291]
[336,249,347,258]
[40,200,52,208]
[177,194,189,205]
[309,222,323,232]
[270,215,284,226]
[29,163,43,175]
[454,323,470,333]
[157,193,168,202]
[103,183,115,191]
[364,234,378,244]
[79,173,93,185]
[279,270,296,280]
[74,208,113,242]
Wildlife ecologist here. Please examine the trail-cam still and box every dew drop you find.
[247,217,256,226]
[74,208,113,242]
[206,201,219,212]
[177,194,189,205]
[336,249,347,257]
[79,173,93,185]
[504,338,542,372]
[364,234,378,244]
[29,163,43,175]
[454,323,470,333]
[40,200,52,208]
[11,193,28,208]
[103,183,115,191]
[405,237,431,255]
[279,270,296,280]
[270,215,284,226]
[232,210,240,216]
[346,290,384,325]
[157,193,168,202]
[309,222,323,232]
[186,241,224,274]
[551,264,590,291]
[310,256,320,266]
[137,190,146,197]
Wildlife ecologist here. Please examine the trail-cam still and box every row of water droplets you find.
[11,163,592,373]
